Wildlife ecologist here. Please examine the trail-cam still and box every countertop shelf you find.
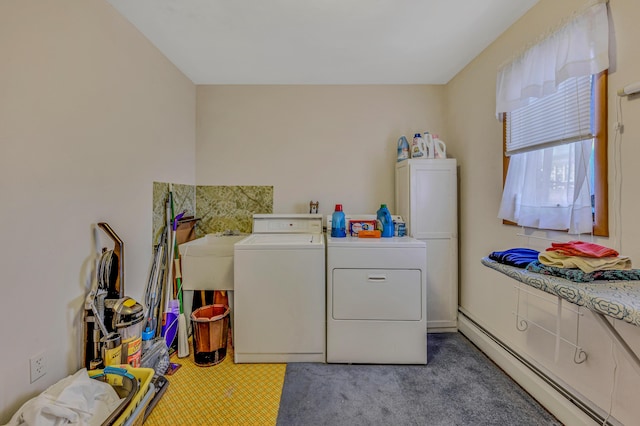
[482,257,640,375]
[481,257,640,327]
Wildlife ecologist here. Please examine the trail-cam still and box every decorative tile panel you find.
[152,183,273,243]
[152,182,196,244]
[195,186,273,237]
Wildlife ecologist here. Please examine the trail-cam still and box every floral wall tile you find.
[152,183,273,242]
[195,186,273,236]
[152,182,196,244]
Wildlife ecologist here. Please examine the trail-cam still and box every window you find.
[495,1,609,236]
[500,72,608,236]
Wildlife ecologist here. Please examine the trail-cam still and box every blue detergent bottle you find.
[377,204,394,238]
[397,135,410,162]
[331,204,346,237]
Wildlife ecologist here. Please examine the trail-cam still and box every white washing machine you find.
[233,214,325,363]
[326,217,427,364]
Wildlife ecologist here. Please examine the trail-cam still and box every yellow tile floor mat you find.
[145,343,286,426]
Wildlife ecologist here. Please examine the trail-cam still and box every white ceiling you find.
[107,0,539,85]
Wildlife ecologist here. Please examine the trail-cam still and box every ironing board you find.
[482,257,640,374]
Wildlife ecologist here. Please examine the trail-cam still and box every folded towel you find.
[538,251,631,273]
[526,260,640,282]
[546,241,618,258]
[489,248,540,268]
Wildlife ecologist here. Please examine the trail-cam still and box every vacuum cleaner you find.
[83,223,145,369]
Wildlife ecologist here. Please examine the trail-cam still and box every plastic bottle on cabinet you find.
[423,132,435,158]
[376,204,394,238]
[397,136,410,162]
[434,135,447,159]
[411,133,426,158]
[331,204,346,237]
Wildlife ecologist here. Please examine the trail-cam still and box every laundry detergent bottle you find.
[331,204,346,238]
[377,204,394,238]
[434,136,447,159]
[397,135,410,162]
[411,133,426,158]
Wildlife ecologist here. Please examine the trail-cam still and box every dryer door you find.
[332,269,423,321]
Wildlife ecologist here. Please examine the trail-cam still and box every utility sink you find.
[179,234,248,291]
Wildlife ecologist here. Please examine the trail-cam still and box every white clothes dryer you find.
[233,214,325,363]
[326,232,427,364]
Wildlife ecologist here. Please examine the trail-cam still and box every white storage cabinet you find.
[395,158,458,332]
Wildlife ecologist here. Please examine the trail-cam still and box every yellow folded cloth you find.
[539,251,632,273]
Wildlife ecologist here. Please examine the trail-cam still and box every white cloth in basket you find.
[3,368,123,426]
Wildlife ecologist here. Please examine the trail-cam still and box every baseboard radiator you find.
[458,308,618,426]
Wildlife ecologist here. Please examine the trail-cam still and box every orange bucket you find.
[190,304,230,366]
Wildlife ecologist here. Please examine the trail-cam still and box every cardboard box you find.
[349,220,377,236]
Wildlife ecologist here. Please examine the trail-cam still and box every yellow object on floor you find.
[145,343,286,425]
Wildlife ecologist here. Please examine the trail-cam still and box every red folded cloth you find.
[546,241,619,258]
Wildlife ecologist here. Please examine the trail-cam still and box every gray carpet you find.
[277,333,562,426]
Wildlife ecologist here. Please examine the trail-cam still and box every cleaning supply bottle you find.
[161,299,180,349]
[141,328,155,355]
[423,132,435,159]
[397,135,410,162]
[411,133,426,158]
[331,204,346,237]
[434,136,447,159]
[376,204,394,238]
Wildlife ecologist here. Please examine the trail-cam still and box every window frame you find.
[502,71,609,237]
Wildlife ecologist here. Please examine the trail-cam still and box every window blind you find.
[505,75,593,156]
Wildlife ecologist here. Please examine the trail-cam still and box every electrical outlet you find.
[30,352,47,383]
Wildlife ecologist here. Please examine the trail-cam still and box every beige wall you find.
[4,0,640,423]
[196,85,446,216]
[447,0,640,424]
[0,0,195,421]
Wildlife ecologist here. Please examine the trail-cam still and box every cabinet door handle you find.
[367,274,387,282]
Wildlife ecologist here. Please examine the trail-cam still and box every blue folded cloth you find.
[489,248,540,268]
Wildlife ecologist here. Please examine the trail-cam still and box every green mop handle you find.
[175,258,184,314]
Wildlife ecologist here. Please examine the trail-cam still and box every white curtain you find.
[496,1,609,235]
[496,1,609,115]
[498,140,594,234]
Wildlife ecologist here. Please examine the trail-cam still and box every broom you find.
[161,186,187,352]
[166,210,187,352]
[160,193,178,349]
